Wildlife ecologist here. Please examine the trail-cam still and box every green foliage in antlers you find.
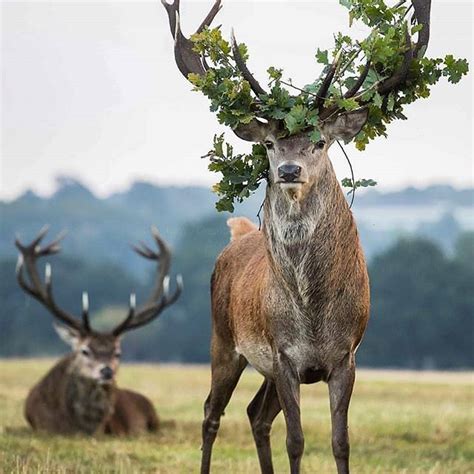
[163,0,468,212]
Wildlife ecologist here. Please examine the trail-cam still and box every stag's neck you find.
[64,367,115,434]
[263,160,359,300]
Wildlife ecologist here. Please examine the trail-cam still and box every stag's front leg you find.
[328,353,356,474]
[273,350,304,474]
[201,348,246,474]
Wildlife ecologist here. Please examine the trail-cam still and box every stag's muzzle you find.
[278,164,302,183]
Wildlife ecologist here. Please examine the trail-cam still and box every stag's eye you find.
[264,140,274,150]
[81,348,91,357]
[316,140,326,149]
[114,352,121,359]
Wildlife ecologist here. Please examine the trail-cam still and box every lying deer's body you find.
[15,226,181,437]
[25,354,159,436]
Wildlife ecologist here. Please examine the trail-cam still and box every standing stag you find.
[162,0,432,472]
[15,226,182,435]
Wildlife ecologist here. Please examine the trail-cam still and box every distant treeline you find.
[1,214,473,369]
[1,179,472,273]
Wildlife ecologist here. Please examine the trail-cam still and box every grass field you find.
[0,359,472,473]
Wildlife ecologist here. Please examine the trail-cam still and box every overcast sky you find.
[1,0,473,200]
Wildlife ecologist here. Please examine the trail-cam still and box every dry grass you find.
[0,359,473,473]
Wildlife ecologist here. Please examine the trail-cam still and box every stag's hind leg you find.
[328,353,356,474]
[201,343,247,474]
[247,378,281,474]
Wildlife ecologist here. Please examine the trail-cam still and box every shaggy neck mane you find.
[262,158,360,306]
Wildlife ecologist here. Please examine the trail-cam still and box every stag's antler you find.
[112,226,183,335]
[319,0,432,120]
[161,0,222,79]
[163,0,432,124]
[15,226,90,332]
[162,0,267,97]
[230,29,267,97]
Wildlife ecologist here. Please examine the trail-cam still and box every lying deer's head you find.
[54,325,122,383]
[15,226,183,385]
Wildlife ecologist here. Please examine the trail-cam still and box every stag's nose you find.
[100,366,113,380]
[278,164,302,183]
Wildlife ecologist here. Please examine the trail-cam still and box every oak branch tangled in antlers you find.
[162,0,468,212]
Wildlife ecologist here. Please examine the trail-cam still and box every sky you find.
[1,0,473,200]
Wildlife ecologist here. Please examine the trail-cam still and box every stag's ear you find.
[232,119,272,142]
[321,108,369,144]
[54,323,81,349]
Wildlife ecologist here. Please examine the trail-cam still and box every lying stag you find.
[15,226,182,435]
[162,0,432,472]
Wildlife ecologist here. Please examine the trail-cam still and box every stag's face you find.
[234,109,369,203]
[264,133,329,202]
[55,325,122,384]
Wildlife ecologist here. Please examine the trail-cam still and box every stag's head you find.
[233,110,368,202]
[15,226,183,385]
[162,0,432,202]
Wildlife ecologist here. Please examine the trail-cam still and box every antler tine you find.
[315,49,342,109]
[149,226,172,302]
[165,273,184,306]
[231,29,267,97]
[412,0,431,58]
[16,254,40,298]
[30,224,50,249]
[14,227,85,332]
[132,242,157,260]
[113,274,184,334]
[38,229,68,256]
[111,293,136,336]
[197,0,222,33]
[15,225,49,252]
[344,60,371,99]
[377,29,413,96]
[82,291,91,332]
[161,0,222,80]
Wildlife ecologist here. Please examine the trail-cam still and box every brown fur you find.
[15,225,179,438]
[25,349,159,436]
[200,111,371,474]
[227,217,258,241]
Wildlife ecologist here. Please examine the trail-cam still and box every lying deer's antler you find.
[16,226,182,336]
[111,226,183,335]
[15,226,89,333]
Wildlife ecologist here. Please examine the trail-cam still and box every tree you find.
[358,234,474,368]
